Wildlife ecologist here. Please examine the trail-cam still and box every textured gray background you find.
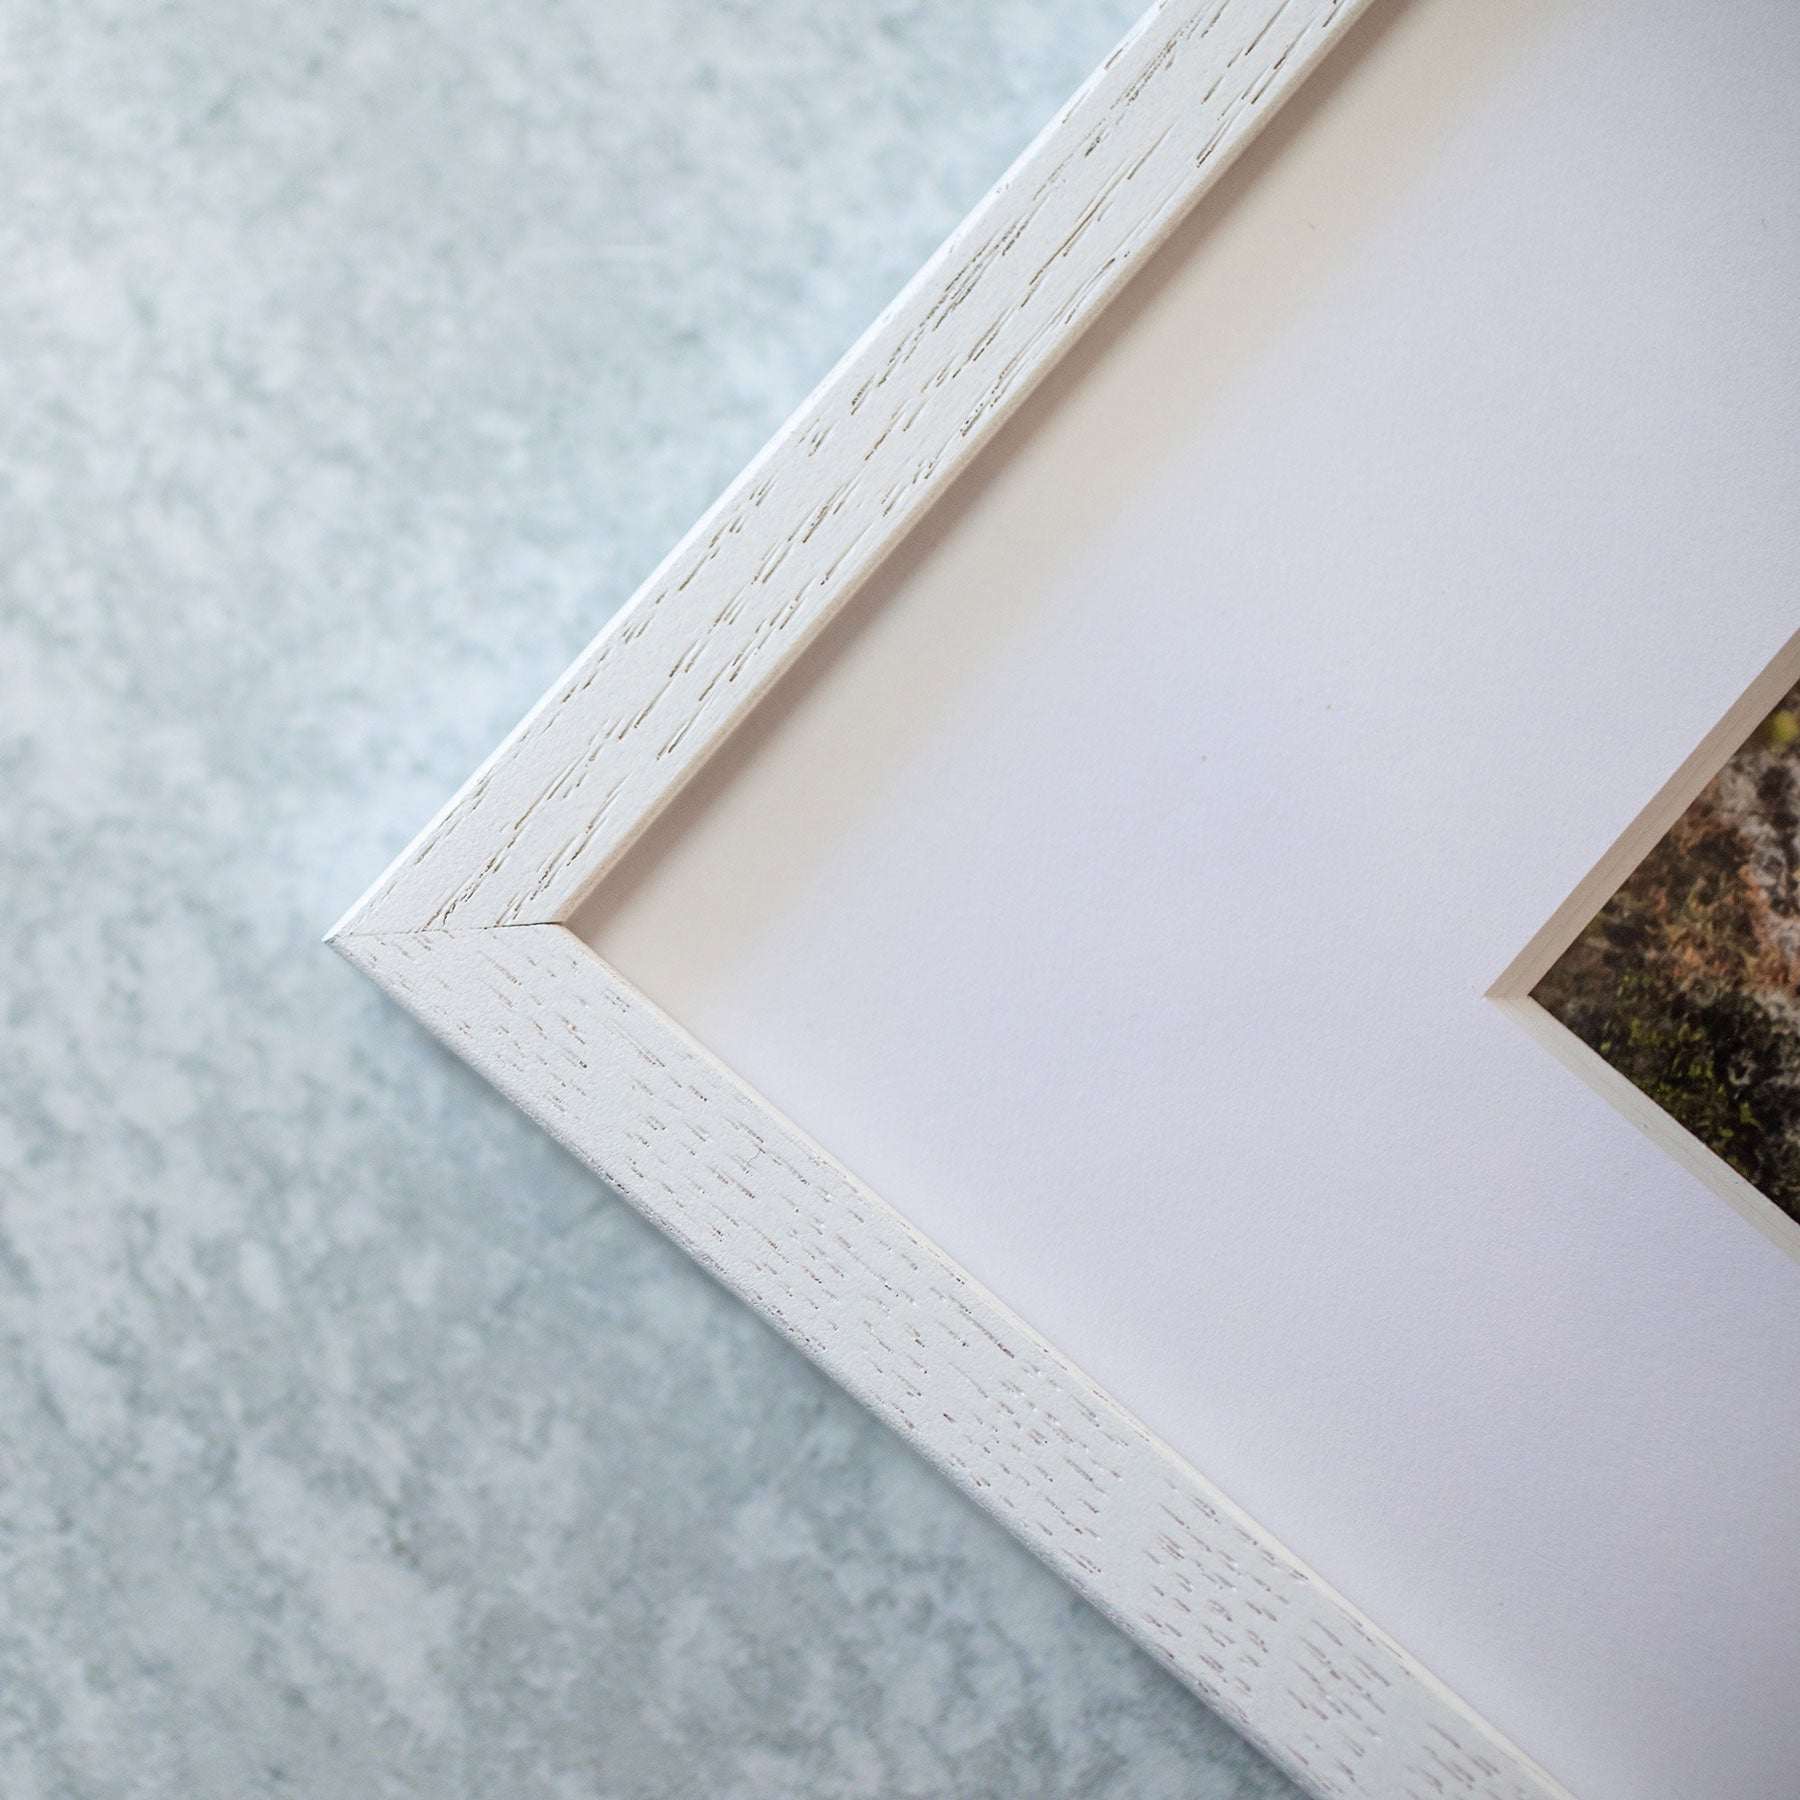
[2,2,1304,1795]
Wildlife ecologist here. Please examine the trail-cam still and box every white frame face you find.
[329,3,1795,1795]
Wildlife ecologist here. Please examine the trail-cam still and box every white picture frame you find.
[330,3,1800,1795]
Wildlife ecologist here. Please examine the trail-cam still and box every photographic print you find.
[1535,681,1800,1229]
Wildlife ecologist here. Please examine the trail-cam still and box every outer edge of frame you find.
[330,0,1379,943]
[335,922,1576,1800]
[328,2,1581,1792]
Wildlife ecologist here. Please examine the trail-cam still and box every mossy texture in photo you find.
[1535,684,1800,1227]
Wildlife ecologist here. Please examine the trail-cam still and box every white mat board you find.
[584,4,1800,1795]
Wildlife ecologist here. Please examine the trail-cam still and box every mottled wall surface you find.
[0,1,1302,1795]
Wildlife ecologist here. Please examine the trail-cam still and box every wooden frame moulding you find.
[331,5,1572,1795]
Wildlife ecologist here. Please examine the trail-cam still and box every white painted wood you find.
[337,922,1569,1800]
[322,2,1657,1794]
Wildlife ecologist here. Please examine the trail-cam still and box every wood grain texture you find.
[330,3,1576,1794]
[331,0,1376,939]
[336,924,1572,1800]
